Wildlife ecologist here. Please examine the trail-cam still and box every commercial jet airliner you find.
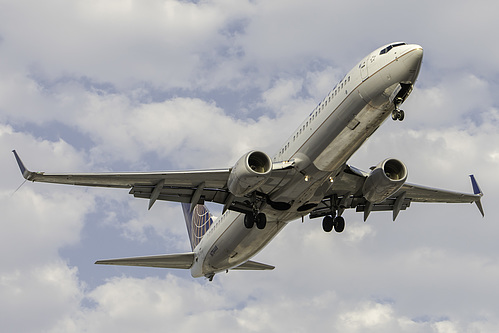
[14,42,484,281]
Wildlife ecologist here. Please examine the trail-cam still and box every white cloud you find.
[0,261,83,333]
[1,0,499,332]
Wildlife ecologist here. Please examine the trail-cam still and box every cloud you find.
[0,261,83,333]
[1,0,499,332]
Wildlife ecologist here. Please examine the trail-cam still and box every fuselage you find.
[191,43,424,278]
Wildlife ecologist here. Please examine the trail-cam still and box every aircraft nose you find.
[408,44,423,63]
[401,45,423,83]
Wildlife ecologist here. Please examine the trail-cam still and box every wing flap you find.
[95,253,195,269]
[130,185,230,206]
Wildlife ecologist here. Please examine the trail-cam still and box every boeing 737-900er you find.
[13,42,484,281]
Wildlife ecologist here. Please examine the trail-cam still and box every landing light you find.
[304,175,310,182]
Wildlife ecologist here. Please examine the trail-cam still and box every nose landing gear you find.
[392,97,405,121]
[391,108,405,121]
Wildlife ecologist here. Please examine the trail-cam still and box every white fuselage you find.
[191,43,423,278]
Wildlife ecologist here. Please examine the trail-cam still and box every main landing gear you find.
[322,215,345,233]
[244,212,267,230]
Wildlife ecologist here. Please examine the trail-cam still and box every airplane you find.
[13,42,484,281]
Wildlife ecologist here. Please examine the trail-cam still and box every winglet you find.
[469,175,482,196]
[469,175,484,217]
[12,150,32,180]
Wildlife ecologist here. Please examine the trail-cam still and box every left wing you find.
[13,150,292,212]
[310,165,484,221]
[13,150,231,210]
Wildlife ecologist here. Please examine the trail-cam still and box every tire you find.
[244,214,254,229]
[398,110,405,121]
[256,213,267,229]
[391,110,399,121]
[334,216,345,233]
[322,215,334,232]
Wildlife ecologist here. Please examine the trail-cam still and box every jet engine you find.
[362,158,407,204]
[227,151,272,197]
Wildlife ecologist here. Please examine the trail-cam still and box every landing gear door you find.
[359,57,369,81]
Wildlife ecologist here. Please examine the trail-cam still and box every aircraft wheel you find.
[398,110,405,121]
[391,110,399,121]
[322,215,334,232]
[391,109,405,121]
[256,213,267,230]
[334,216,345,233]
[244,214,254,229]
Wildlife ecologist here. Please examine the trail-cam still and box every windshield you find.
[379,42,407,55]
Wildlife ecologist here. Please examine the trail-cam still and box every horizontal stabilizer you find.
[95,252,195,269]
[232,260,275,271]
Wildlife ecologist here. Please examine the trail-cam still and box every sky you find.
[1,0,499,332]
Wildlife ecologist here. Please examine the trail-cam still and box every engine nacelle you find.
[227,151,272,197]
[362,158,408,204]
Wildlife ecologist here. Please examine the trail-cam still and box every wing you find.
[310,165,484,221]
[13,150,293,212]
[13,150,232,210]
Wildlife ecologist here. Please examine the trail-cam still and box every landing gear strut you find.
[244,212,267,230]
[322,215,345,233]
[392,97,405,121]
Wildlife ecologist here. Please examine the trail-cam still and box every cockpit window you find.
[379,42,407,55]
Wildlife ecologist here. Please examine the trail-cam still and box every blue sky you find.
[1,0,499,332]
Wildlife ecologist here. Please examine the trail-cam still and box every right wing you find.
[310,164,484,221]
